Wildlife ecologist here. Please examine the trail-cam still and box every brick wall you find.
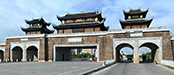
[5,37,45,61]
[95,27,100,32]
[125,25,131,29]
[162,36,173,60]
[85,28,94,32]
[64,29,72,33]
[58,29,63,33]
[48,35,113,61]
[171,41,174,61]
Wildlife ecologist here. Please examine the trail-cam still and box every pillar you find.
[23,43,26,61]
[23,49,26,61]
[114,49,116,62]
[133,41,139,64]
[154,48,159,63]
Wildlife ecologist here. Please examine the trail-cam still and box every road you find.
[0,61,102,75]
[92,63,174,75]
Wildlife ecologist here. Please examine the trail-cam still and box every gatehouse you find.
[0,7,173,64]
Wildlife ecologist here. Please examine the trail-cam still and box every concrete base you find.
[38,60,45,62]
[48,60,52,62]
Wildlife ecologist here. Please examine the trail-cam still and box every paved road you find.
[92,63,174,75]
[0,61,102,75]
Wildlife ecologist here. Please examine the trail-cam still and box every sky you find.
[0,0,174,54]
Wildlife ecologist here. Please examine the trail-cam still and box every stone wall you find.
[48,35,113,61]
[5,37,45,61]
[112,31,173,61]
[3,29,174,62]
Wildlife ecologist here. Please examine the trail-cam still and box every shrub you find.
[71,54,77,58]
[77,54,82,58]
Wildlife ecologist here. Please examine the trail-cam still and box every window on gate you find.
[73,28,84,33]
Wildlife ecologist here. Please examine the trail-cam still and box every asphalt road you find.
[92,63,174,75]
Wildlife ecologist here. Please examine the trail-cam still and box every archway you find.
[115,43,134,62]
[139,43,159,63]
[26,46,38,61]
[0,50,4,61]
[12,46,23,61]
[139,47,151,62]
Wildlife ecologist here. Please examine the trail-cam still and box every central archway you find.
[12,46,23,61]
[115,43,134,62]
[26,46,38,61]
[0,50,4,61]
[139,43,159,63]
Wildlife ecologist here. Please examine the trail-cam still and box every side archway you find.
[139,42,159,63]
[26,46,38,61]
[12,46,23,61]
[0,50,4,61]
[115,43,134,62]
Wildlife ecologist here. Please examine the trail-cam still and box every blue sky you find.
[0,0,174,53]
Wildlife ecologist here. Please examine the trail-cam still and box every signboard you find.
[68,38,82,42]
[21,38,28,41]
[130,33,143,37]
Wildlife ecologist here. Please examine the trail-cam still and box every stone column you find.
[133,41,139,64]
[23,43,27,61]
[154,48,159,63]
[23,50,26,61]
[114,49,116,62]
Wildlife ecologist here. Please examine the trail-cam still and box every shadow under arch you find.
[115,43,134,62]
[26,46,38,61]
[0,50,4,61]
[12,46,23,61]
[139,42,159,63]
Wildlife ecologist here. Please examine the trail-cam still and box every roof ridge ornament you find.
[95,8,98,12]
[66,11,70,14]
[139,6,142,10]
[129,7,132,10]
[80,9,83,12]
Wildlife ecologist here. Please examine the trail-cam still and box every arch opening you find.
[26,46,38,61]
[12,46,23,61]
[139,43,159,63]
[115,43,134,63]
[0,50,4,61]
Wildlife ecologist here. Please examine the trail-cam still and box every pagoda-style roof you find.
[123,7,149,20]
[25,17,51,26]
[21,26,54,34]
[53,19,108,31]
[119,18,153,29]
[57,10,103,21]
[21,17,54,34]
[123,7,149,15]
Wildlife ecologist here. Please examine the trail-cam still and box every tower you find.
[21,17,54,34]
[119,7,153,29]
[53,9,109,34]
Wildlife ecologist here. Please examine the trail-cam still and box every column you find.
[23,43,26,61]
[23,49,26,61]
[154,48,159,63]
[114,49,116,62]
[133,41,139,64]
